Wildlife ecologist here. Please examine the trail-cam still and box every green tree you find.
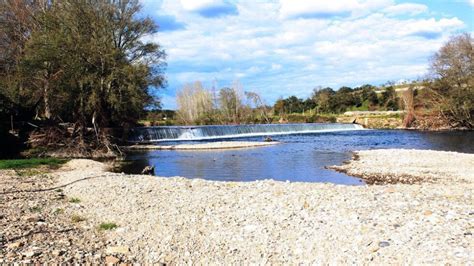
[312,87,335,113]
[1,0,166,153]
[273,98,286,115]
[380,87,399,110]
[367,90,379,107]
[26,1,163,123]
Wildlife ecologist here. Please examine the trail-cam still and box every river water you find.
[119,129,474,185]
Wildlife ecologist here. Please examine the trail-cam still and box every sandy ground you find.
[49,149,474,264]
[124,141,279,150]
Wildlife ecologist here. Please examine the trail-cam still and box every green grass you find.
[0,158,67,170]
[69,197,81,203]
[98,222,118,230]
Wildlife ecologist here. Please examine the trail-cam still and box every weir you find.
[128,123,365,143]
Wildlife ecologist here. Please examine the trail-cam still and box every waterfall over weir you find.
[128,123,364,143]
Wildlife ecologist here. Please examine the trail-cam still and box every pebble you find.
[106,246,130,255]
[52,250,65,256]
[105,255,120,264]
[22,250,42,258]
[6,242,23,249]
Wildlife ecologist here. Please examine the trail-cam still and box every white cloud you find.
[147,0,468,109]
[279,0,393,19]
[271,64,282,70]
[470,0,474,7]
[180,0,225,12]
[383,3,428,16]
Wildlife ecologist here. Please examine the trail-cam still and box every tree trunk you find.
[43,80,51,119]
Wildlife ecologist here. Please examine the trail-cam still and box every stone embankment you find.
[1,149,473,264]
[337,111,403,129]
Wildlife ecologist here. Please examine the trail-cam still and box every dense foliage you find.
[0,0,165,137]
[274,84,400,115]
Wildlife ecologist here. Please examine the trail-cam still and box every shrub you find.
[71,215,86,223]
[69,197,81,203]
[99,222,118,230]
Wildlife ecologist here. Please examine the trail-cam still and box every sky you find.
[140,0,474,109]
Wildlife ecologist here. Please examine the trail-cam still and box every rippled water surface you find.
[119,129,474,185]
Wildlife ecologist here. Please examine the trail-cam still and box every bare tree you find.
[429,33,473,128]
[218,83,243,124]
[401,87,415,127]
[245,91,270,123]
[176,81,213,124]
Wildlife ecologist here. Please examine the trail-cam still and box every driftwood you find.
[264,136,274,142]
[27,124,121,158]
[141,166,155,175]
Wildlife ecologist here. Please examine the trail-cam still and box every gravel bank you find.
[124,141,278,150]
[52,149,473,264]
[0,168,109,264]
[330,149,474,184]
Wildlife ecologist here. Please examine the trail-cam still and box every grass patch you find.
[29,206,42,213]
[0,158,67,170]
[71,214,86,223]
[53,208,64,215]
[69,197,81,203]
[98,222,118,230]
[14,169,46,177]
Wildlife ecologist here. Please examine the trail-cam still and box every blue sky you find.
[140,0,474,109]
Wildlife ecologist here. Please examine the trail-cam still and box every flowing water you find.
[120,125,474,185]
[128,123,364,142]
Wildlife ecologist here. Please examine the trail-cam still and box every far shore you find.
[1,149,473,264]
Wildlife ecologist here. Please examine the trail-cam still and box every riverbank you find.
[1,149,472,263]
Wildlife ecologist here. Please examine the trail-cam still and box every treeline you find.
[176,81,271,125]
[173,81,403,125]
[0,0,164,155]
[273,84,401,115]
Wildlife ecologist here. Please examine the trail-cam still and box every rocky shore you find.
[330,149,474,184]
[1,149,473,264]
